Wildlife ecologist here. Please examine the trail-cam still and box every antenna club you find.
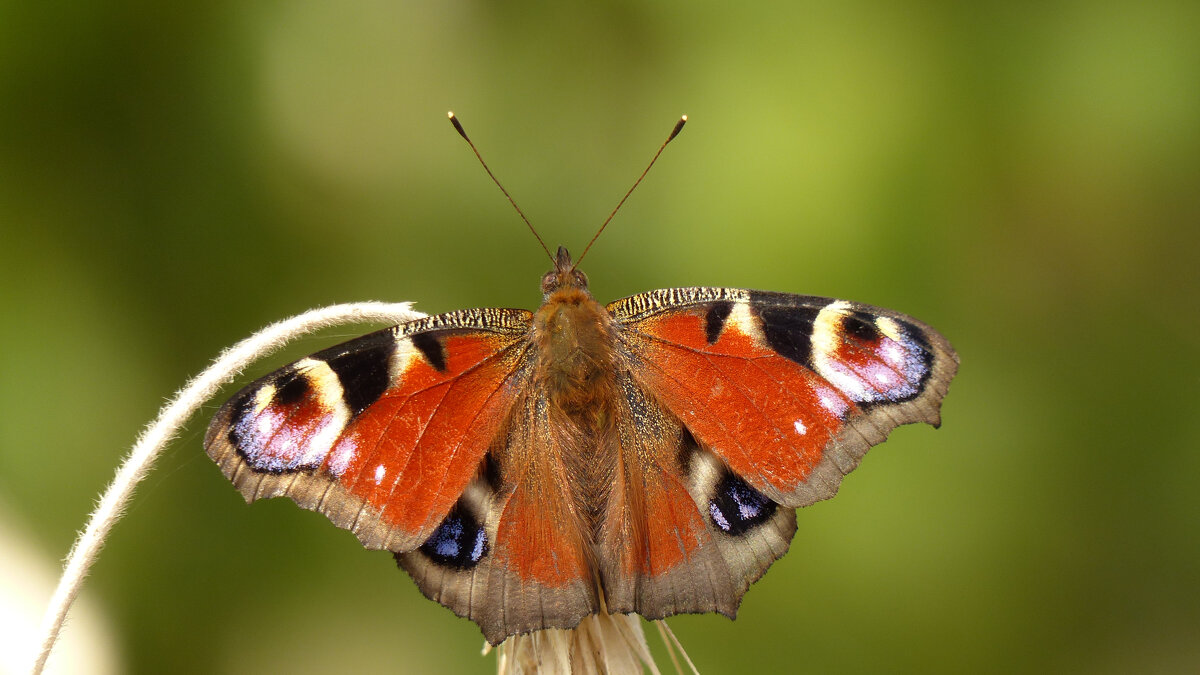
[448,112,469,141]
[668,115,688,142]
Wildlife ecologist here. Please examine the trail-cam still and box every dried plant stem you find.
[494,613,701,675]
[497,612,658,675]
[29,302,423,675]
[656,621,699,675]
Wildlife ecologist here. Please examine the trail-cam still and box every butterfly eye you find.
[571,269,589,289]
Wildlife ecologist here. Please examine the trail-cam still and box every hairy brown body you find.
[533,286,619,420]
[205,242,958,644]
[530,251,624,544]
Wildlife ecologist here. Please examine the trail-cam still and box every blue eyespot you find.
[709,473,776,535]
[420,506,487,569]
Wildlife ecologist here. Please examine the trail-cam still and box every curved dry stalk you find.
[30,302,424,675]
[656,620,699,675]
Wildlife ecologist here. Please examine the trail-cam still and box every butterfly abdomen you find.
[529,285,624,534]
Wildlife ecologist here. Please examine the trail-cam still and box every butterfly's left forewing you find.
[205,309,535,552]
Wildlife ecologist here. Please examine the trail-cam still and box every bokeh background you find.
[2,2,1198,673]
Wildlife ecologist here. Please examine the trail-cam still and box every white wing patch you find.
[388,339,420,383]
[815,383,851,417]
[725,300,767,345]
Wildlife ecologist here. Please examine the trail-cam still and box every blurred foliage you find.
[2,0,1198,673]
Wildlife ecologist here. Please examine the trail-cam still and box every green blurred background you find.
[2,1,1198,673]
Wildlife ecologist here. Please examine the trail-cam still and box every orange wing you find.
[595,373,798,623]
[611,288,957,507]
[397,385,601,643]
[206,308,601,643]
[205,308,534,552]
[594,288,957,619]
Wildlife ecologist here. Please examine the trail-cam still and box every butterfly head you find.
[541,245,590,298]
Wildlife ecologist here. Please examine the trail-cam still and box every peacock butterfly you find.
[203,115,958,644]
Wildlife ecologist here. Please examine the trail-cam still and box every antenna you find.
[448,111,554,263]
[573,115,687,269]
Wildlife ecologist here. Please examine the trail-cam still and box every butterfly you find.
[203,116,958,645]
